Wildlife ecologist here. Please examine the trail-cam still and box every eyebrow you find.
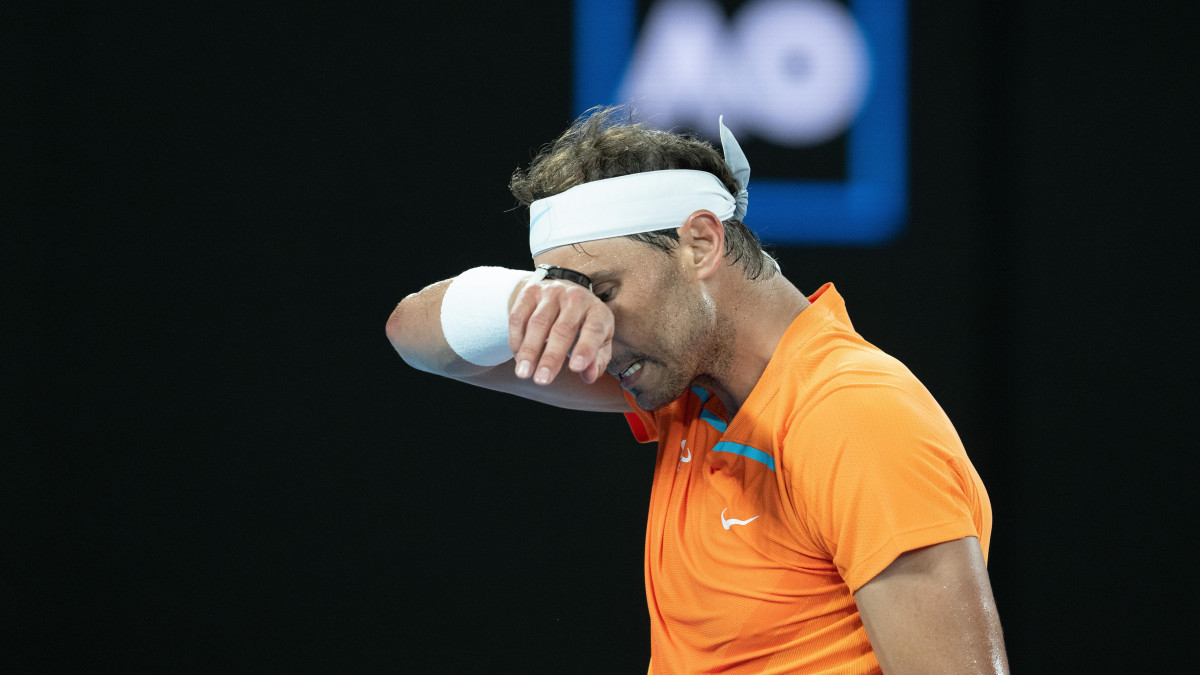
[588,269,617,286]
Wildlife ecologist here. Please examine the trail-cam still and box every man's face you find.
[535,237,718,410]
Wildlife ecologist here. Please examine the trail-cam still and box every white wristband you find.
[440,266,532,366]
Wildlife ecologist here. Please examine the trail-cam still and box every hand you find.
[509,279,614,386]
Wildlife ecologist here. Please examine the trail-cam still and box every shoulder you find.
[770,335,964,483]
[772,325,933,430]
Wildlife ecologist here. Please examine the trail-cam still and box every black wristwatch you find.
[531,264,593,292]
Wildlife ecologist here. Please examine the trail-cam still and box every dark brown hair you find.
[510,106,776,279]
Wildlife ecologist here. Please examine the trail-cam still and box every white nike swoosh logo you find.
[680,439,691,462]
[721,508,759,530]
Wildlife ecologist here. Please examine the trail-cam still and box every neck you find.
[695,269,810,417]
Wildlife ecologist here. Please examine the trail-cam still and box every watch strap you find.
[533,264,593,292]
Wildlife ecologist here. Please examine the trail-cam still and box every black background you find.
[7,2,1199,672]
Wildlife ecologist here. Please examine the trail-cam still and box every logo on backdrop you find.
[573,0,908,245]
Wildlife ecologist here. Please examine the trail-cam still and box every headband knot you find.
[719,115,750,221]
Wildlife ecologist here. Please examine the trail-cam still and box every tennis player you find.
[386,107,1009,674]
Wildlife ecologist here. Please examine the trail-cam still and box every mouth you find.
[610,358,646,389]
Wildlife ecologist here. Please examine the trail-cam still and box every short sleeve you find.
[785,385,983,592]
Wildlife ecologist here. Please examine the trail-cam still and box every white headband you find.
[529,116,751,257]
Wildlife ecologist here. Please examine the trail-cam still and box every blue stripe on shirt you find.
[713,441,777,471]
[689,388,774,471]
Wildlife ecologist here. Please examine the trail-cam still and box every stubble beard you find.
[631,288,730,412]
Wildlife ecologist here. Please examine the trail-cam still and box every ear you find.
[677,209,725,281]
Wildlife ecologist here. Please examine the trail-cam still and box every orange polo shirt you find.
[624,283,992,674]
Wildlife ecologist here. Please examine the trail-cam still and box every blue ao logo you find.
[574,0,908,245]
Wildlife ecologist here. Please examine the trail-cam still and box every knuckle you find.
[509,302,535,324]
[549,322,578,341]
[516,343,543,361]
[526,313,553,331]
[578,320,607,336]
[540,337,567,357]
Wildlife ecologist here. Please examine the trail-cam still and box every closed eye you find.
[588,269,618,303]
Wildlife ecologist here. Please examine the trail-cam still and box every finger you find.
[568,304,614,374]
[508,282,540,358]
[580,339,612,385]
[532,288,590,385]
[512,287,562,379]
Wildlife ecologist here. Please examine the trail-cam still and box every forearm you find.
[385,276,525,378]
[384,266,627,413]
